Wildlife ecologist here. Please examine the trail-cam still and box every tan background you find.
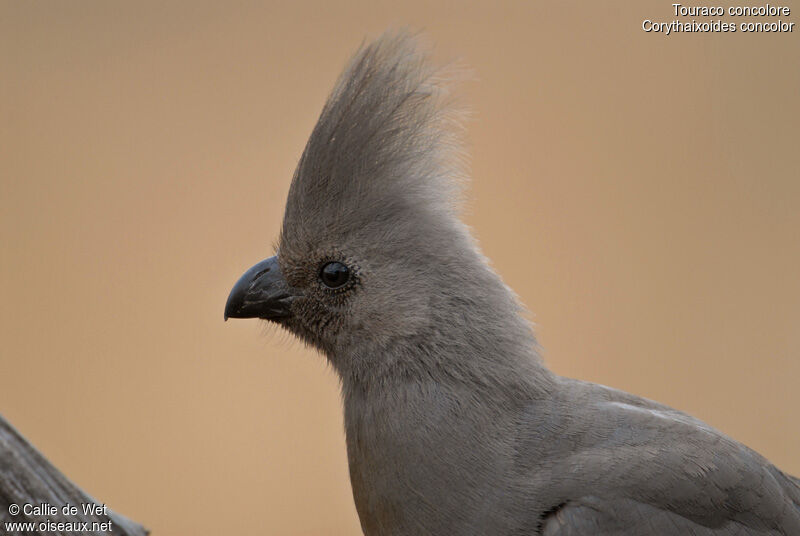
[1,2,798,534]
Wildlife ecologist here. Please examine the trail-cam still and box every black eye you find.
[319,261,350,289]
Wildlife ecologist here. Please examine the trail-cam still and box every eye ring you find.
[319,261,350,289]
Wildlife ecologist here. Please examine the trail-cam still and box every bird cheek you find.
[291,299,333,336]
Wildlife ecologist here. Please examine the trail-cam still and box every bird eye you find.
[319,261,350,289]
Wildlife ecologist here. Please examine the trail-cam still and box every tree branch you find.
[0,414,148,535]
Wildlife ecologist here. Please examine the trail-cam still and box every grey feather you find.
[226,31,800,535]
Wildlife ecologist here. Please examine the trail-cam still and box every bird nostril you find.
[247,267,272,291]
[253,267,271,280]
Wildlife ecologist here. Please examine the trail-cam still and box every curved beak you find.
[224,256,297,321]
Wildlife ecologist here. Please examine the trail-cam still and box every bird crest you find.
[280,31,468,256]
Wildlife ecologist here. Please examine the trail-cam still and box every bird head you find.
[225,32,536,381]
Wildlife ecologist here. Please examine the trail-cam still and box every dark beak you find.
[224,256,296,321]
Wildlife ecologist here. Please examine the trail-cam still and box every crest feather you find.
[281,31,468,249]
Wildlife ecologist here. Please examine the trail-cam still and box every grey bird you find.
[224,32,800,535]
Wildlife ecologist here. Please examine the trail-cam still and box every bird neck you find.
[334,263,555,401]
[338,298,555,534]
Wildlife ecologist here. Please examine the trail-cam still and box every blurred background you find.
[1,1,798,534]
